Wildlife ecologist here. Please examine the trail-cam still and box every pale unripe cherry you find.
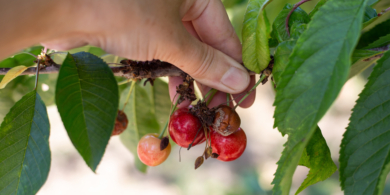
[137,133,171,166]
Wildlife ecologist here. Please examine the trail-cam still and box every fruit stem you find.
[204,88,217,100]
[234,74,267,110]
[205,89,218,106]
[158,95,181,139]
[34,47,47,90]
[285,0,311,36]
[226,93,230,106]
[122,81,136,111]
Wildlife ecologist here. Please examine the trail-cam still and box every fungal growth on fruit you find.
[213,105,241,136]
[112,110,129,136]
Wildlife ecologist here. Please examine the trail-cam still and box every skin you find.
[137,133,171,166]
[0,0,255,107]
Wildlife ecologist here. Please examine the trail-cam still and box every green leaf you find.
[242,0,272,73]
[68,46,106,56]
[296,127,337,194]
[120,83,160,172]
[273,40,296,85]
[352,49,385,64]
[0,90,50,195]
[290,23,307,40]
[309,0,327,18]
[363,6,378,23]
[357,19,390,49]
[272,0,369,194]
[340,50,390,195]
[55,52,119,171]
[144,78,171,131]
[0,46,43,68]
[271,4,310,43]
[273,42,336,195]
[367,0,379,6]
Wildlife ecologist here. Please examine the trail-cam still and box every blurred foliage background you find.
[1,0,390,194]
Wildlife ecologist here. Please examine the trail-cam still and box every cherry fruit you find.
[169,107,205,148]
[213,105,241,136]
[112,110,128,136]
[211,127,247,162]
[137,133,171,166]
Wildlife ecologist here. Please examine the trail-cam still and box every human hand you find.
[38,0,256,108]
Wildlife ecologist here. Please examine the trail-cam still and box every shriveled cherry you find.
[213,105,241,136]
[137,133,171,166]
[211,127,247,162]
[112,110,128,136]
[169,107,205,148]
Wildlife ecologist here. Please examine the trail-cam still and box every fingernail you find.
[221,67,249,93]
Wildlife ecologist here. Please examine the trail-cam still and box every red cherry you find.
[137,133,171,166]
[169,107,205,148]
[211,127,247,162]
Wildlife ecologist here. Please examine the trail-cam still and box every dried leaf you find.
[195,156,204,169]
[204,147,213,160]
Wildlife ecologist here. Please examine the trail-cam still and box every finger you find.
[162,28,250,94]
[183,0,242,62]
[168,76,192,109]
[232,75,256,108]
[182,21,201,40]
[41,32,88,51]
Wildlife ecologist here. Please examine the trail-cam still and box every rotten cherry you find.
[112,110,128,136]
[213,105,241,136]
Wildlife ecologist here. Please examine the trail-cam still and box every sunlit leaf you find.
[0,90,50,195]
[340,50,390,195]
[242,0,273,73]
[56,52,119,172]
[0,66,28,89]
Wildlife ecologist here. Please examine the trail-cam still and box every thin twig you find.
[0,63,258,78]
[378,7,390,17]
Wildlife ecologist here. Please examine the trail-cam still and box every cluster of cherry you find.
[133,76,247,169]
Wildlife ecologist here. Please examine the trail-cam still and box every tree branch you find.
[0,59,257,79]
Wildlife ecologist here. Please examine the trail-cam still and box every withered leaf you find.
[204,147,213,160]
[195,156,204,170]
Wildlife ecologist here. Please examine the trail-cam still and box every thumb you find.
[164,31,250,94]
